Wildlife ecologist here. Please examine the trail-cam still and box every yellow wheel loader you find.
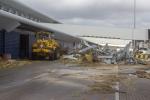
[32,31,60,60]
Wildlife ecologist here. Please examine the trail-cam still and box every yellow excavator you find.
[32,31,60,60]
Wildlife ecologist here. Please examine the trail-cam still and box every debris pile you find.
[62,40,133,64]
[136,70,150,79]
[0,60,31,69]
[62,40,150,65]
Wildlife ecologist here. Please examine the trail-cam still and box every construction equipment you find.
[32,31,60,60]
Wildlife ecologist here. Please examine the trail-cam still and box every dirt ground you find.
[0,60,32,69]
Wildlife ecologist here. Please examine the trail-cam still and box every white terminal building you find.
[0,0,149,59]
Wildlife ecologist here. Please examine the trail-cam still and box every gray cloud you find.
[16,0,150,28]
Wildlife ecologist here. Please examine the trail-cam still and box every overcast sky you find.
[17,0,150,29]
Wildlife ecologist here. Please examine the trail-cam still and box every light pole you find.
[132,0,136,48]
[134,0,136,29]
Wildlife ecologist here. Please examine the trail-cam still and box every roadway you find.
[0,61,150,100]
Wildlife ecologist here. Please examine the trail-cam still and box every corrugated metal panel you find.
[0,31,3,54]
[29,34,35,58]
[5,31,20,59]
[0,30,36,59]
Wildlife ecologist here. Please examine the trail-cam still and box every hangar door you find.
[20,34,29,58]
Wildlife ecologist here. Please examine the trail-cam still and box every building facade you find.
[0,0,80,59]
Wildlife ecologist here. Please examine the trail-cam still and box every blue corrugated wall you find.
[5,31,20,59]
[0,30,35,59]
[29,34,35,58]
[0,31,3,54]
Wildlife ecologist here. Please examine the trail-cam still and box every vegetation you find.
[0,60,31,69]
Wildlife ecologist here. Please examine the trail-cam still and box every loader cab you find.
[36,32,52,40]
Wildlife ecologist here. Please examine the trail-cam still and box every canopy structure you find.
[0,9,80,42]
[0,0,59,23]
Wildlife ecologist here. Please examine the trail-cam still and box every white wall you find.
[80,37,132,47]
